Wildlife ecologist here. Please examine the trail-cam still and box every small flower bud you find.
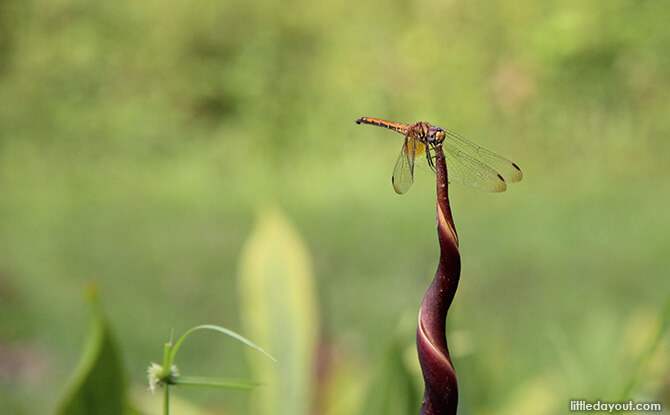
[147,363,180,393]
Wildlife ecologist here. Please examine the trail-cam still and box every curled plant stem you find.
[417,142,460,415]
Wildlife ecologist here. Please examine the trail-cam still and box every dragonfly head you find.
[426,127,446,144]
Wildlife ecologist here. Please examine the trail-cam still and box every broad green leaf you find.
[238,208,319,415]
[56,285,127,415]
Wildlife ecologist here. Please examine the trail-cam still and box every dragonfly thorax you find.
[412,122,445,145]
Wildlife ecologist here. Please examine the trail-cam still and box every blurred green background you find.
[1,0,668,414]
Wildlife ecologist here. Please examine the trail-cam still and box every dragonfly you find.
[356,117,523,194]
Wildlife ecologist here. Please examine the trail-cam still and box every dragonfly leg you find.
[426,145,437,172]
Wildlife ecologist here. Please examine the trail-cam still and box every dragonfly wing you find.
[413,142,435,174]
[443,129,523,184]
[442,145,508,192]
[391,137,417,194]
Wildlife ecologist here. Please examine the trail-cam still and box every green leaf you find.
[169,324,275,365]
[56,284,127,415]
[360,326,421,415]
[174,376,261,389]
[238,208,320,415]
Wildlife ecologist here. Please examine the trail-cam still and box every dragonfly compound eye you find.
[427,127,446,143]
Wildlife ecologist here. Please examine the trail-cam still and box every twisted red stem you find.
[417,142,460,415]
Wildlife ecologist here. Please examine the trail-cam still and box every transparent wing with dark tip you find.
[440,145,508,192]
[443,129,523,185]
[417,131,521,192]
[392,137,423,194]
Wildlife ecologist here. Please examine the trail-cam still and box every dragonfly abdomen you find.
[356,117,408,134]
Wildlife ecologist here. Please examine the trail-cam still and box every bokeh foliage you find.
[56,286,127,415]
[0,0,668,413]
[238,209,319,415]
